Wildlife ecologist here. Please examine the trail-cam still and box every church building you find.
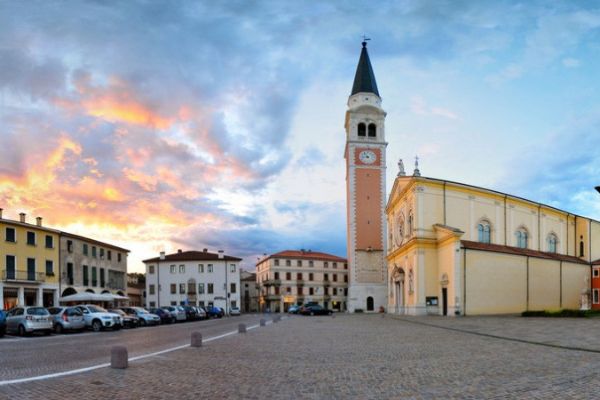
[345,41,600,315]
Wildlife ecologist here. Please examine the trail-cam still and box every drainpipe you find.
[566,213,570,256]
[443,181,447,226]
[504,195,508,246]
[538,205,541,251]
[463,248,467,316]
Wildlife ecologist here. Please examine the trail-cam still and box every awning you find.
[59,293,130,302]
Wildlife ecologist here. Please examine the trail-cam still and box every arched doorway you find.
[366,296,374,311]
[61,287,77,297]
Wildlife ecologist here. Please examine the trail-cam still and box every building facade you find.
[144,249,241,314]
[127,273,146,307]
[256,250,348,313]
[0,211,60,309]
[59,232,129,300]
[386,175,600,316]
[240,270,258,313]
[345,41,388,313]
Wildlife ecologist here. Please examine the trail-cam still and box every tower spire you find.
[351,38,380,97]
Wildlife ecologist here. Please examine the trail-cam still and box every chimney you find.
[0,208,3,219]
[177,249,182,253]
[19,213,26,223]
[36,217,42,227]
[218,250,224,259]
[159,251,165,260]
[203,248,208,253]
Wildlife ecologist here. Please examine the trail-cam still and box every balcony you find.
[263,279,281,286]
[2,270,45,283]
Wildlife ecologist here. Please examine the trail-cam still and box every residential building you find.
[59,232,129,299]
[0,211,60,309]
[127,273,146,307]
[144,249,241,314]
[256,250,348,313]
[240,270,258,313]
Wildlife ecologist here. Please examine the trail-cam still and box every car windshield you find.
[26,307,49,316]
[88,305,107,313]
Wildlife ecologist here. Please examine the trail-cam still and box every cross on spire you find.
[361,34,371,47]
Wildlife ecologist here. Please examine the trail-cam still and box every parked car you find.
[161,306,186,322]
[299,304,333,316]
[287,305,301,314]
[0,310,6,337]
[121,307,160,326]
[149,308,175,324]
[47,306,86,333]
[206,306,224,318]
[109,309,139,329]
[194,306,207,320]
[181,305,198,321]
[229,307,241,316]
[5,306,53,336]
[76,304,122,332]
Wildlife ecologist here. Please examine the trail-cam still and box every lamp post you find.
[595,186,600,194]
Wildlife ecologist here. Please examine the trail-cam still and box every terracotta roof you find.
[61,231,130,252]
[143,250,242,263]
[258,250,346,266]
[461,240,589,265]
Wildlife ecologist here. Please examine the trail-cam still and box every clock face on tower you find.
[358,150,377,164]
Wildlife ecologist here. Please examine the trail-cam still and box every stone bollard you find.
[111,345,128,369]
[260,318,266,327]
[191,331,203,347]
[238,323,247,333]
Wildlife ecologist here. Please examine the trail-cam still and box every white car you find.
[229,307,241,316]
[122,307,160,326]
[76,305,122,332]
[161,306,186,322]
[194,306,207,320]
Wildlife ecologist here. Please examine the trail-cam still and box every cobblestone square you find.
[3,315,600,399]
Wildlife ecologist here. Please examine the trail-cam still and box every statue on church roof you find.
[413,156,421,177]
[397,158,406,177]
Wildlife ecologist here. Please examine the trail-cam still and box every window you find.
[171,301,177,306]
[344,288,348,296]
[368,123,376,137]
[107,250,112,260]
[274,259,280,266]
[333,274,338,282]
[92,267,97,286]
[5,227,15,243]
[83,265,89,286]
[207,283,214,294]
[298,287,303,295]
[149,265,155,274]
[179,284,185,294]
[208,264,213,273]
[149,284,155,295]
[149,301,156,308]
[594,289,600,305]
[358,122,366,137]
[324,273,329,281]
[308,261,314,267]
[286,272,291,280]
[83,244,88,255]
[199,301,205,307]
[324,262,329,268]
[297,260,302,267]
[92,246,97,258]
[100,268,105,287]
[477,221,491,244]
[231,301,237,308]
[285,260,291,267]
[286,287,291,294]
[275,286,280,295]
[309,287,314,295]
[230,264,236,273]
[580,237,585,257]
[67,240,73,252]
[333,262,338,269]
[274,272,280,280]
[297,273,303,280]
[309,273,314,281]
[324,287,329,295]
[230,283,236,293]
[333,288,338,295]
[594,269,600,278]
[170,265,176,274]
[45,260,53,275]
[198,283,205,294]
[344,274,348,283]
[515,228,528,249]
[198,264,204,273]
[118,253,122,262]
[27,231,35,245]
[547,233,558,253]
[179,265,185,273]
[99,248,104,258]
[67,263,73,285]
[170,284,176,294]
[344,263,348,270]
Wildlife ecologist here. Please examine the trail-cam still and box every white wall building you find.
[144,249,241,314]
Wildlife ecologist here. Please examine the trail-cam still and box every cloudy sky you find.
[1,1,600,272]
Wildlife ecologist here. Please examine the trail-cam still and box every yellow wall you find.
[528,258,560,310]
[561,261,589,309]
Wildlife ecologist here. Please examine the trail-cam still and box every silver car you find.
[161,306,186,322]
[6,306,53,336]
[47,307,86,333]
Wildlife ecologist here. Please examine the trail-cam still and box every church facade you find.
[344,42,600,315]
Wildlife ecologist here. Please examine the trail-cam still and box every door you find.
[366,296,374,311]
[442,288,448,316]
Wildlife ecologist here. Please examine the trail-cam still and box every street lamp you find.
[595,186,600,194]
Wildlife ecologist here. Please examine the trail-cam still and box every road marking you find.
[0,320,270,386]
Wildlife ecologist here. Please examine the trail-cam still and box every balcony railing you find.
[2,270,45,283]
[263,279,281,286]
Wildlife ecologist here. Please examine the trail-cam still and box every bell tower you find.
[345,40,387,312]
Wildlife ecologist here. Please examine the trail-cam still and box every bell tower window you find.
[358,123,366,137]
[368,123,376,137]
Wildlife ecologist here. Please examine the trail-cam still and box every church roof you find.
[351,42,380,97]
[461,240,590,265]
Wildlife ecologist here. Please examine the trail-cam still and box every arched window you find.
[547,233,558,253]
[357,123,366,137]
[580,236,585,257]
[368,123,376,137]
[477,221,491,244]
[515,228,528,249]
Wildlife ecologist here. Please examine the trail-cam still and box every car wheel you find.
[55,324,63,334]
[91,320,102,332]
[18,325,26,337]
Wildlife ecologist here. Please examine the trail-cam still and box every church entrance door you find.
[366,296,374,311]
